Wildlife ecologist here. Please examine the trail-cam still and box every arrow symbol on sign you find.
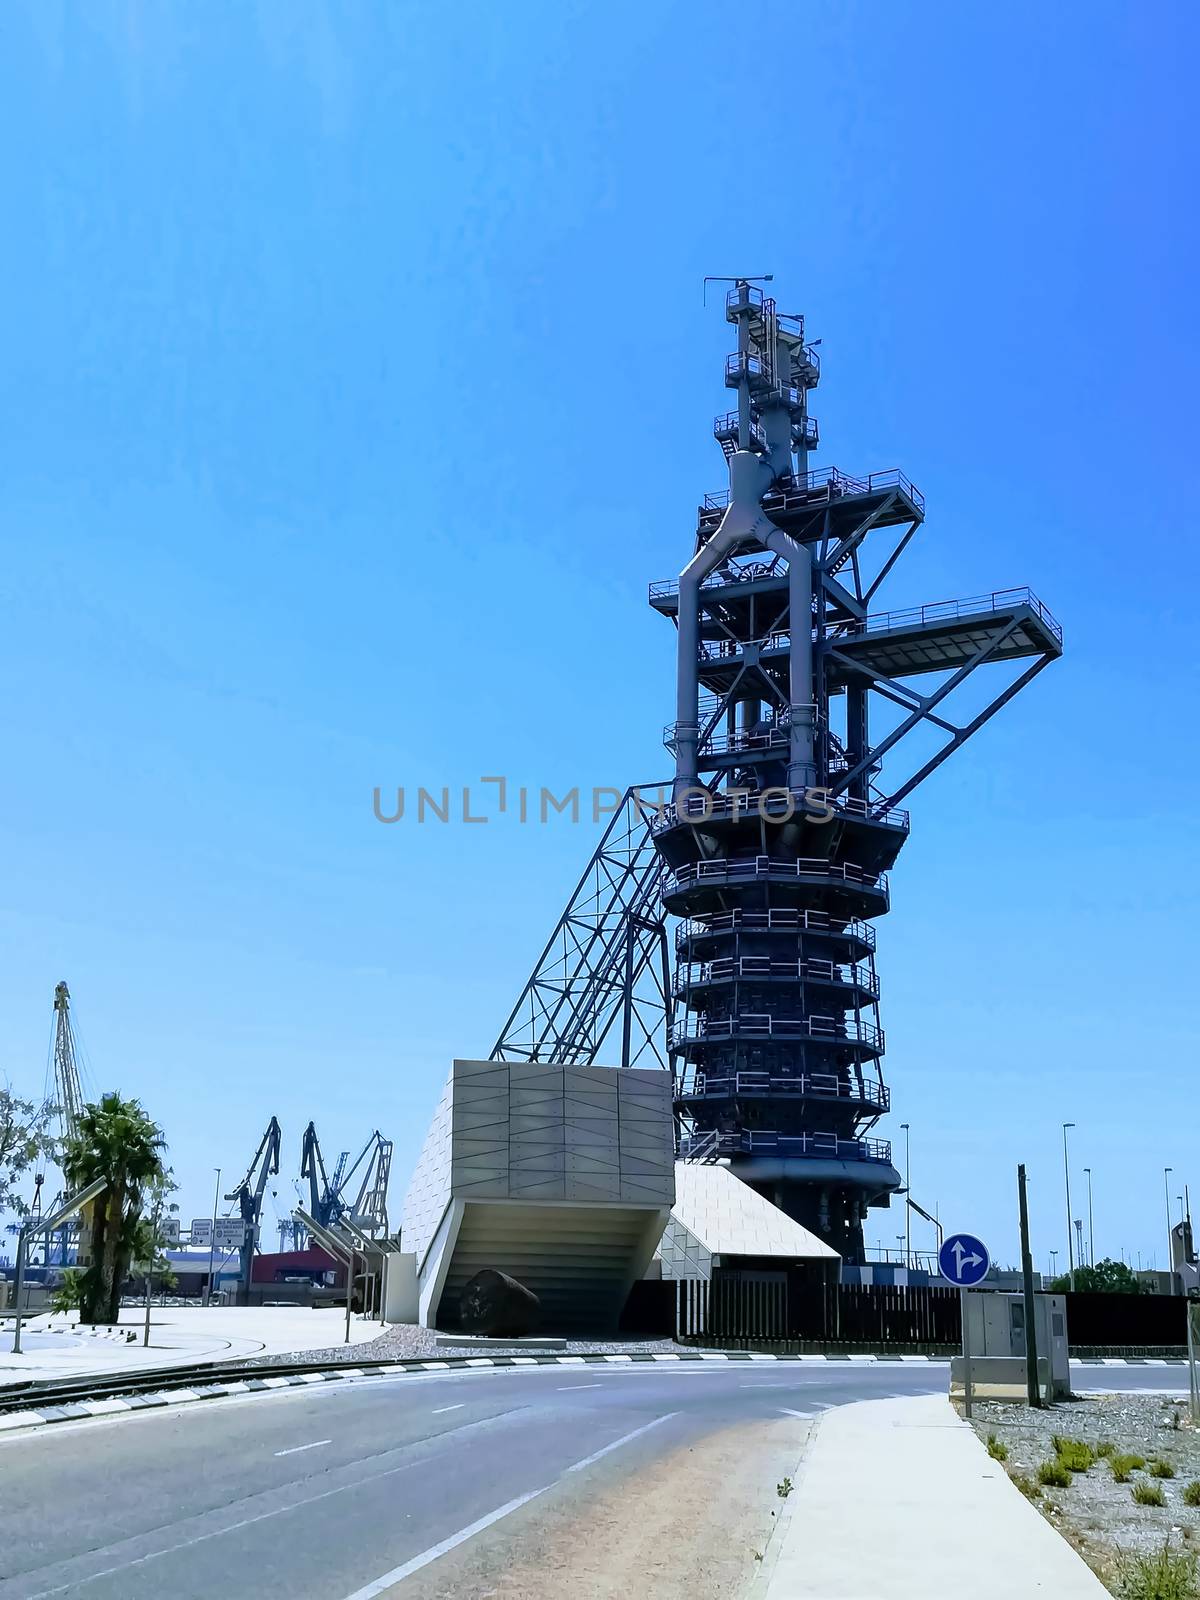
[952,1240,982,1278]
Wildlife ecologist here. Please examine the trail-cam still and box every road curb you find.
[0,1350,946,1436]
[0,1349,1181,1438]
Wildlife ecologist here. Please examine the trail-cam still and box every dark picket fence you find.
[673,1273,962,1348]
[1063,1291,1187,1350]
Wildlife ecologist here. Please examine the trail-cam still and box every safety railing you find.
[670,1014,884,1051]
[677,1129,893,1164]
[648,559,783,600]
[726,283,766,317]
[676,908,876,950]
[674,956,879,998]
[677,1070,890,1111]
[700,466,924,519]
[697,630,791,661]
[662,724,790,758]
[823,586,1063,648]
[662,856,887,897]
[725,351,769,387]
[653,786,909,833]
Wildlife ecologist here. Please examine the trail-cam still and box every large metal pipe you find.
[675,451,820,798]
[674,452,774,799]
[762,526,816,791]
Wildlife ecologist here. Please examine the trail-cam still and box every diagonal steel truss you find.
[489,784,673,1071]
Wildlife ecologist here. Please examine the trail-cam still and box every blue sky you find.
[1,1,1196,1272]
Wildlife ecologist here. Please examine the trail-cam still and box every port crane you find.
[224,1116,282,1298]
[298,1123,393,1238]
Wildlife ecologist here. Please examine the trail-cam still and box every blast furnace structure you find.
[649,283,1062,1258]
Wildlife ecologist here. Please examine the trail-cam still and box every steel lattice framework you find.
[490,785,672,1071]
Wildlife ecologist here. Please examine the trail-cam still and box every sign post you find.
[939,1231,991,1420]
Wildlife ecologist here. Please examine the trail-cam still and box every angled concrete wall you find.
[658,1161,841,1282]
[400,1061,674,1333]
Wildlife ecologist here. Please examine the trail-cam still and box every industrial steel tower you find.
[650,282,1062,1258]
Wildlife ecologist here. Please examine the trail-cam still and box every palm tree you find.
[63,1093,166,1325]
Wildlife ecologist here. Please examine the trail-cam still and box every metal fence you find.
[1063,1291,1187,1350]
[674,1274,961,1348]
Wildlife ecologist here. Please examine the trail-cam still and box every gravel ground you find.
[969,1394,1200,1592]
[237,1321,685,1366]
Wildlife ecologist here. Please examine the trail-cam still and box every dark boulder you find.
[458,1268,541,1337]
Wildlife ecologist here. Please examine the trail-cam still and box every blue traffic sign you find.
[938,1232,990,1288]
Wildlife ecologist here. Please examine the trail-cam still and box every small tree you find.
[1049,1258,1147,1295]
[130,1173,179,1297]
[0,1086,57,1218]
[63,1093,167,1325]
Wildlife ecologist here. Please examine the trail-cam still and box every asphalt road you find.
[0,1361,1189,1600]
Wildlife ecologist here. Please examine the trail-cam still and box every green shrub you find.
[1182,1481,1200,1508]
[1112,1454,1148,1482]
[1052,1437,1096,1473]
[1009,1470,1041,1499]
[1117,1540,1199,1600]
[986,1433,1008,1462]
[1038,1458,1072,1489]
[50,1267,84,1314]
[1096,1440,1117,1458]
[1133,1481,1167,1507]
[1151,1460,1178,1480]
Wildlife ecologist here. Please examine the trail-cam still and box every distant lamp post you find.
[1062,1124,1076,1290]
[900,1123,911,1262]
[1074,1219,1085,1276]
[205,1166,221,1308]
[1049,1248,1059,1281]
[1083,1166,1095,1267]
[1165,1168,1175,1287]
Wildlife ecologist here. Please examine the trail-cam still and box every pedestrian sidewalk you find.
[0,1305,380,1387]
[758,1393,1109,1598]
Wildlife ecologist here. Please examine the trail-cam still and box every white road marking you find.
[337,1412,678,1598]
[556,1383,601,1391]
[431,1404,464,1414]
[337,1487,549,1597]
[779,1408,814,1419]
[24,1453,433,1598]
[564,1411,676,1474]
[274,1439,332,1457]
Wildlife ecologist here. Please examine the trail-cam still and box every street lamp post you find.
[143,1192,162,1347]
[1049,1248,1059,1281]
[205,1167,221,1308]
[1083,1167,1094,1267]
[1165,1168,1175,1289]
[1062,1123,1076,1290]
[900,1123,911,1262]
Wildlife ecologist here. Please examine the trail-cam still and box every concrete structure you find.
[955,1288,1071,1400]
[401,1060,674,1332]
[652,282,1062,1258]
[659,1160,838,1281]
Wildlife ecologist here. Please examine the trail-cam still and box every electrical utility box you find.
[958,1291,1070,1400]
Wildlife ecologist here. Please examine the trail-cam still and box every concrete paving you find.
[758,1393,1110,1598]
[0,1304,379,1385]
[0,1361,1183,1596]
